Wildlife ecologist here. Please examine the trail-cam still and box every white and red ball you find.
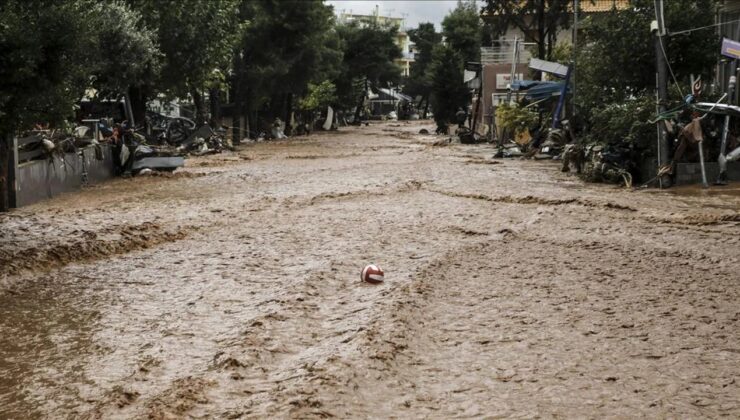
[361,264,384,284]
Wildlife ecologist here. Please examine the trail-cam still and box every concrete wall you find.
[13,144,114,207]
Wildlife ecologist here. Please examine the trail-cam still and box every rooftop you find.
[482,0,630,18]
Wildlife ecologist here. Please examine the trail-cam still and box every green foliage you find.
[573,0,720,156]
[429,44,470,128]
[482,0,571,60]
[406,22,442,100]
[0,0,98,132]
[495,103,538,133]
[130,0,240,98]
[234,0,341,115]
[577,0,720,111]
[442,0,482,64]
[549,42,572,65]
[333,20,402,109]
[299,81,337,111]
[337,21,402,85]
[580,94,656,152]
[90,1,160,99]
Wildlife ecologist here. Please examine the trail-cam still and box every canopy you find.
[525,82,569,101]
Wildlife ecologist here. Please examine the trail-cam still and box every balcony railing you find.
[481,40,532,65]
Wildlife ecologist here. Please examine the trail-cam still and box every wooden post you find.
[0,134,8,211]
[9,136,18,208]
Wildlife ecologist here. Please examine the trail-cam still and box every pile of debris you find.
[19,114,233,177]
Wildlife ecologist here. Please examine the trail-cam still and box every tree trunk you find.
[285,93,293,135]
[0,133,9,211]
[209,88,221,128]
[537,0,546,59]
[423,95,430,119]
[354,78,368,122]
[191,88,207,125]
[127,85,148,127]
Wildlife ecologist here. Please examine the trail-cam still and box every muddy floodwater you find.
[1,122,739,418]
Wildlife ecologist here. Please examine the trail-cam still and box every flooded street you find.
[1,122,739,418]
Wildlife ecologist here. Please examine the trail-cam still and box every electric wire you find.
[669,18,740,36]
[658,35,684,97]
[654,0,683,98]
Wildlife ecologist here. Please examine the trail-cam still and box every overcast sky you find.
[325,1,467,31]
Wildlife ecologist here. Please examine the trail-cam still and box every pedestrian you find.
[455,107,467,129]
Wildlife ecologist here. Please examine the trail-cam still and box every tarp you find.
[526,82,568,100]
[509,80,541,91]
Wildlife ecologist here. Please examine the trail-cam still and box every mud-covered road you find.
[1,122,739,418]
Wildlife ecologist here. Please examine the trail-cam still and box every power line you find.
[658,35,684,97]
[669,18,740,36]
[654,0,683,97]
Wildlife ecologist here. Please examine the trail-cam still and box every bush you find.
[496,102,538,134]
[580,94,656,154]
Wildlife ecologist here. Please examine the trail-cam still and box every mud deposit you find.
[1,122,739,418]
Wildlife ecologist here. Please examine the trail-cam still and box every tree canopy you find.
[406,22,443,113]
[442,0,482,64]
[1,0,98,132]
[429,44,470,130]
[482,0,572,60]
[232,0,341,127]
[576,0,720,110]
[127,0,241,122]
[333,20,402,115]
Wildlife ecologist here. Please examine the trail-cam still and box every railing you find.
[481,42,532,65]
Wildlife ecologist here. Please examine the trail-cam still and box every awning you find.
[509,80,541,91]
[525,82,568,100]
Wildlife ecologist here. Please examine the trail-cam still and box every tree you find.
[576,0,719,111]
[429,45,470,131]
[90,2,161,100]
[334,21,402,120]
[300,81,337,111]
[127,0,241,123]
[406,22,443,117]
[573,0,720,160]
[442,0,482,64]
[233,0,341,133]
[0,0,100,210]
[482,0,571,60]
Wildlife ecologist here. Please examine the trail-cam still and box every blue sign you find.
[721,37,740,59]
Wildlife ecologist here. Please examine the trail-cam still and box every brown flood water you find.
[1,121,739,418]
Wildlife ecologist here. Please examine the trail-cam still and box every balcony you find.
[481,40,532,65]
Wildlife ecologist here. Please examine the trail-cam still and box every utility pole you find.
[506,36,519,103]
[653,0,671,188]
[572,0,578,116]
[717,25,740,184]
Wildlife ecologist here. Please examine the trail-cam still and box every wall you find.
[13,145,115,208]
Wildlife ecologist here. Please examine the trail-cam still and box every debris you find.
[323,107,334,131]
[502,147,523,158]
[419,129,429,135]
[132,157,185,173]
[272,118,288,139]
